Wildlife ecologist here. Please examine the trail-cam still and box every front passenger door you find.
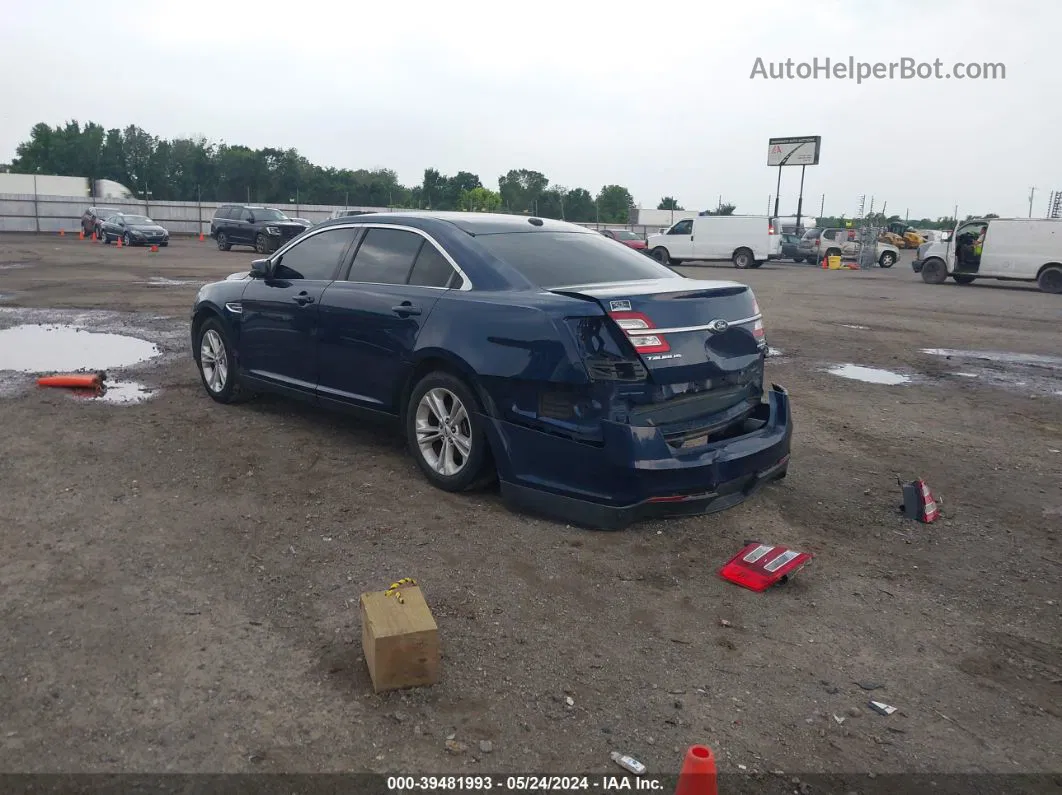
[238,226,360,394]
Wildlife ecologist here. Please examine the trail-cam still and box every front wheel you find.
[255,233,269,255]
[879,252,896,268]
[406,372,494,492]
[1038,265,1062,294]
[952,274,976,285]
[122,232,132,247]
[921,258,948,284]
[650,247,670,266]
[732,248,753,269]
[196,319,243,403]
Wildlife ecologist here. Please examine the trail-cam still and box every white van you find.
[646,215,775,269]
[913,217,1062,293]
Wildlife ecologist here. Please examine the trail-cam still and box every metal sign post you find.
[767,136,820,224]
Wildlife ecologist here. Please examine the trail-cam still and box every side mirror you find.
[250,259,271,278]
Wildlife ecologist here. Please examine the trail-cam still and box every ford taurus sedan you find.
[190,212,791,529]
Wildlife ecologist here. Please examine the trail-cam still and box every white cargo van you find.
[913,217,1062,293]
[646,215,775,269]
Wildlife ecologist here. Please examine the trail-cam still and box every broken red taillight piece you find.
[719,542,812,592]
[608,310,670,354]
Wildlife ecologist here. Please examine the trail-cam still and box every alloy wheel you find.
[415,387,472,476]
[200,329,228,393]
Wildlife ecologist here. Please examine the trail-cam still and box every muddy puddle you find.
[139,277,204,287]
[922,348,1062,397]
[70,380,157,405]
[0,262,34,270]
[827,364,910,385]
[0,324,160,372]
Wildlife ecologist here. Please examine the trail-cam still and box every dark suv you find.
[81,206,120,238]
[210,204,307,253]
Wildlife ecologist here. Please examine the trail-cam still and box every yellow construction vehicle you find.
[885,221,926,248]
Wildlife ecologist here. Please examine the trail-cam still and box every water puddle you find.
[921,348,1062,397]
[69,380,157,405]
[0,294,13,301]
[139,277,202,287]
[841,324,869,330]
[0,324,161,373]
[922,348,1062,368]
[0,262,33,270]
[827,364,910,385]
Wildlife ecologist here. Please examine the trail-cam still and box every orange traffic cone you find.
[116,236,123,248]
[820,254,828,269]
[59,229,66,237]
[38,373,103,392]
[92,231,97,241]
[198,232,205,242]
[149,244,159,253]
[675,746,716,795]
[78,229,84,240]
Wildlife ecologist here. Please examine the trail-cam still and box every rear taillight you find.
[768,222,776,235]
[609,311,670,353]
[751,296,766,342]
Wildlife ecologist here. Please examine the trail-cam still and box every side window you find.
[408,241,459,288]
[273,228,358,281]
[669,220,693,235]
[240,208,254,222]
[347,228,425,284]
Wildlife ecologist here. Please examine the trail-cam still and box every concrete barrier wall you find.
[0,192,656,237]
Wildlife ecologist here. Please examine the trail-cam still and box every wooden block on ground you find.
[360,585,439,693]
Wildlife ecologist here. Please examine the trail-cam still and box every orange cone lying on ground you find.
[674,745,717,795]
[37,373,103,393]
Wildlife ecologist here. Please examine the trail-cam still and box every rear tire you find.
[921,258,948,284]
[952,274,976,285]
[879,252,896,268]
[1038,264,1062,294]
[406,371,494,492]
[732,248,753,269]
[650,247,670,266]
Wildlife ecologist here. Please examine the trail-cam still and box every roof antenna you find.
[528,217,544,226]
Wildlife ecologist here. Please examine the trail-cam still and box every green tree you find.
[596,184,634,223]
[563,188,596,223]
[657,196,683,210]
[703,201,736,216]
[459,186,502,212]
[498,169,549,214]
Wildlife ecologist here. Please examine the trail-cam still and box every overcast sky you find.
[1,0,1058,219]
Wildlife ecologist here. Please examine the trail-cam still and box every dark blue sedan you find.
[190,212,791,529]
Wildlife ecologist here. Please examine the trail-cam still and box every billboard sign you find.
[768,136,821,167]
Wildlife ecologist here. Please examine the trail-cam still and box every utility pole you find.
[773,167,782,220]
[794,165,806,231]
[1028,187,1036,218]
[819,194,825,220]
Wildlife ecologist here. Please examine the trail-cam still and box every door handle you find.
[392,302,421,316]
[293,293,315,306]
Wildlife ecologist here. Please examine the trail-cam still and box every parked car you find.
[913,217,1062,292]
[190,212,791,529]
[291,217,312,227]
[646,215,774,268]
[798,227,898,267]
[81,206,120,238]
[779,233,804,261]
[210,204,307,254]
[600,228,648,251]
[98,213,169,246]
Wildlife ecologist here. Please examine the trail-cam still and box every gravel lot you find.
[1,234,1059,783]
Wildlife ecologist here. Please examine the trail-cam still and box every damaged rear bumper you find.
[486,384,792,530]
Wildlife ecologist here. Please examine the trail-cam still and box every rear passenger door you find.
[316,226,459,410]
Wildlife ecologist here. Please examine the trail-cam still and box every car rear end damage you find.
[481,277,791,529]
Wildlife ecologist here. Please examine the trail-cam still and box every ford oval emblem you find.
[709,319,730,333]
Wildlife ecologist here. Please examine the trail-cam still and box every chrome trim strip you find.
[650,314,761,334]
[269,221,473,291]
[224,302,243,314]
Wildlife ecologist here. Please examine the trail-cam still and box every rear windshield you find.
[473,231,676,288]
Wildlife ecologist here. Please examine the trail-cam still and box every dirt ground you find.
[0,234,1059,783]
